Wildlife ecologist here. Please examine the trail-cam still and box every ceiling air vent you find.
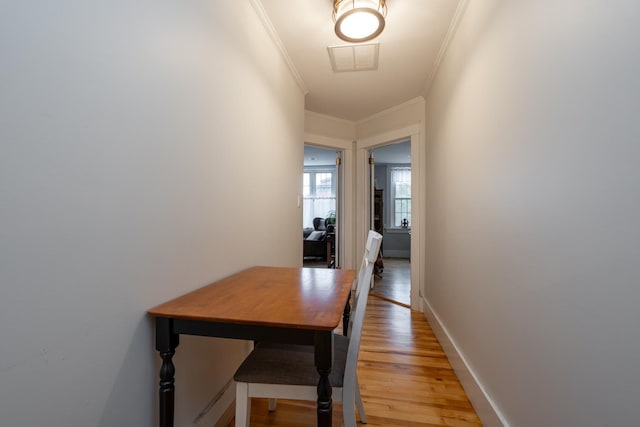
[327,43,379,72]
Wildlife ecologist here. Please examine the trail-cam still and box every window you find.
[303,169,336,228]
[390,167,411,227]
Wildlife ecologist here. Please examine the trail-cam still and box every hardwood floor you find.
[371,258,411,307]
[305,257,411,308]
[226,295,482,426]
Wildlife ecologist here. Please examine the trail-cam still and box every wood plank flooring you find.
[371,258,411,307]
[226,296,482,426]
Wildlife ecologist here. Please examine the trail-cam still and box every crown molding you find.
[356,96,425,125]
[250,0,309,95]
[423,0,470,96]
[305,110,355,126]
[304,133,354,150]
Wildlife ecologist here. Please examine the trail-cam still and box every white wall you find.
[0,1,304,425]
[424,1,640,426]
[305,111,356,141]
[356,97,425,139]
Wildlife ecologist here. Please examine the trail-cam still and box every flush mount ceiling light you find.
[333,0,387,43]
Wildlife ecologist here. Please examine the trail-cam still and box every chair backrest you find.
[342,232,380,399]
[351,231,383,322]
[345,230,382,339]
[312,217,327,231]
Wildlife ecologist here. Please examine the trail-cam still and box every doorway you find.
[302,145,341,268]
[369,140,412,307]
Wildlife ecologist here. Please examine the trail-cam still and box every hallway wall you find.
[423,1,640,426]
[0,1,304,425]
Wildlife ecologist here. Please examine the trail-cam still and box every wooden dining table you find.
[148,265,356,427]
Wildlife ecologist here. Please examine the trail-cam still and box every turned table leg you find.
[156,318,179,427]
[315,332,333,427]
[342,297,351,336]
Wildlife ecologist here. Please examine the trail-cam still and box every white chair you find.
[233,231,382,427]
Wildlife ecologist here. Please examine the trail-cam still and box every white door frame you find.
[356,125,423,311]
[304,133,356,270]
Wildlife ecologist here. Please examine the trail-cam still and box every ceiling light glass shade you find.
[333,0,387,43]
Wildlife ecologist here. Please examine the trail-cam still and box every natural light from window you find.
[303,170,336,229]
[390,167,411,227]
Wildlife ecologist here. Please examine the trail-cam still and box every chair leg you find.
[343,393,357,427]
[235,382,251,427]
[268,398,277,412]
[355,376,367,424]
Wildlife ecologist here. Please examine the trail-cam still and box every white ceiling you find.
[258,0,462,122]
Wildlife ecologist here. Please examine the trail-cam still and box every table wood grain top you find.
[148,266,356,331]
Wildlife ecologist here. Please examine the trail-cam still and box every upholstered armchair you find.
[303,217,328,260]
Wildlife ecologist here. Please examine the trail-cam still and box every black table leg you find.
[315,331,333,427]
[342,296,351,336]
[156,318,179,427]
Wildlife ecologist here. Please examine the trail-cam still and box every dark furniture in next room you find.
[303,217,329,261]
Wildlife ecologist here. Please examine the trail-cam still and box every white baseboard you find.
[192,378,236,427]
[422,297,508,427]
